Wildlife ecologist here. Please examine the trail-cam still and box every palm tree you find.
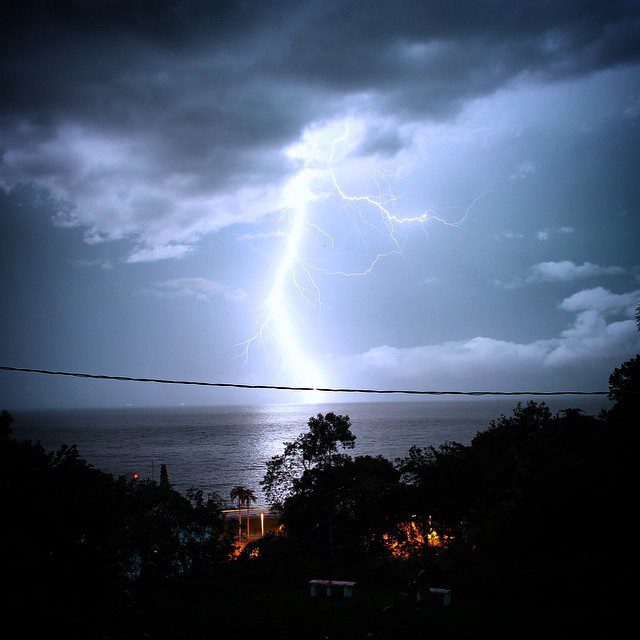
[244,488,257,539]
[230,486,257,539]
[230,486,244,538]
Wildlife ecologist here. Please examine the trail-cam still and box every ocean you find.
[10,397,609,503]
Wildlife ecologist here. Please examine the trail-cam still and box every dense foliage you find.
[252,354,638,637]
[397,403,635,593]
[2,350,637,638]
[1,415,231,638]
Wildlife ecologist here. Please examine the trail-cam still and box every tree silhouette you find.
[230,486,256,539]
[159,463,170,489]
[1,409,14,438]
[605,298,640,422]
[607,354,640,422]
[262,413,357,564]
[261,412,356,506]
[2,415,231,636]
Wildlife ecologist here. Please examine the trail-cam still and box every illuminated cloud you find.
[70,258,113,270]
[495,261,627,289]
[127,245,194,264]
[342,287,640,386]
[495,231,525,240]
[236,230,286,242]
[150,278,247,302]
[559,287,639,315]
[537,226,575,241]
[509,160,535,180]
[528,261,625,281]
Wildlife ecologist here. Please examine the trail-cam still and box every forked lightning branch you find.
[239,119,490,387]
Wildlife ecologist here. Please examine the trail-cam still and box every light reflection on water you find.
[12,398,608,502]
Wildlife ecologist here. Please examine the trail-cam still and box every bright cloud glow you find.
[495,261,627,289]
[1,124,291,262]
[559,287,639,315]
[151,277,247,302]
[342,287,640,387]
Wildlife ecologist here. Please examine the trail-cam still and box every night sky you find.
[1,1,639,408]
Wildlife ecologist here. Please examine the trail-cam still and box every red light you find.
[133,473,139,480]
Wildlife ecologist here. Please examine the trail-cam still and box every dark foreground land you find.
[136,560,625,640]
[2,354,638,639]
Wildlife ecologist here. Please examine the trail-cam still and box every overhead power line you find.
[0,365,612,396]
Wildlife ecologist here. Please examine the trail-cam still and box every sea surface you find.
[11,398,609,503]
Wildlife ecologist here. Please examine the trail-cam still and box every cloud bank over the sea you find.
[341,287,640,388]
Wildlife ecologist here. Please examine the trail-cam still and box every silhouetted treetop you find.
[160,463,170,489]
[608,353,640,422]
[1,409,14,438]
[261,413,355,506]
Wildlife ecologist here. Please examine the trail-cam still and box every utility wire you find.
[0,365,613,396]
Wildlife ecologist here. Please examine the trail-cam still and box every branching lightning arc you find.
[239,119,490,391]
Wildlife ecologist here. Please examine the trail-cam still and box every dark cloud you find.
[4,1,639,122]
[1,0,639,258]
[354,122,408,158]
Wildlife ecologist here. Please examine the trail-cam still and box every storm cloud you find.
[2,1,639,259]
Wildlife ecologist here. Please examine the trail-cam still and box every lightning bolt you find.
[239,168,326,390]
[239,118,491,391]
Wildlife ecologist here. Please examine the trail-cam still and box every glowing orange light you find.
[383,520,451,558]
